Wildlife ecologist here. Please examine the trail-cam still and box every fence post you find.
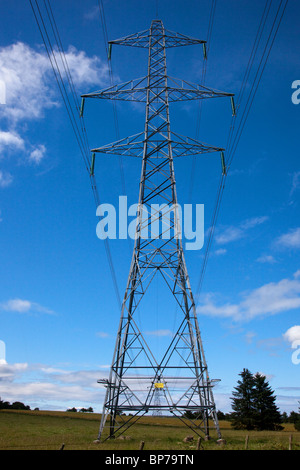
[289,434,293,450]
[245,435,249,450]
[139,440,145,450]
[196,437,202,450]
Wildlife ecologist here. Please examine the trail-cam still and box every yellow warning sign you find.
[154,383,164,389]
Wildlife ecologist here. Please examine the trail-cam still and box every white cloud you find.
[256,337,283,355]
[215,226,243,245]
[60,45,109,88]
[215,216,268,245]
[0,362,28,381]
[0,362,103,410]
[256,254,277,264]
[290,171,300,196]
[240,216,269,230]
[275,227,300,249]
[144,329,173,337]
[0,42,56,122]
[29,144,46,165]
[0,41,109,182]
[96,331,110,338]
[214,248,227,256]
[0,380,100,405]
[0,170,13,188]
[197,271,300,322]
[197,294,240,319]
[45,369,101,386]
[0,130,24,151]
[2,299,31,313]
[0,42,108,124]
[283,326,300,345]
[1,298,55,315]
[0,39,112,198]
[84,5,100,21]
[244,331,256,344]
[0,340,6,364]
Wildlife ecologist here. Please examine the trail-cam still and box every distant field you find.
[0,409,299,450]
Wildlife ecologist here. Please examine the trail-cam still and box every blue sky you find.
[0,0,299,415]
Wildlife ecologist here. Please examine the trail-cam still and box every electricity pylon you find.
[82,19,233,442]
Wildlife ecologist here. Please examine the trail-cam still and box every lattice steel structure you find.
[83,19,233,442]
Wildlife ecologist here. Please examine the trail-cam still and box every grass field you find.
[0,409,299,451]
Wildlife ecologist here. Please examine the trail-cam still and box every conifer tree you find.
[231,368,256,430]
[252,373,282,430]
[231,369,282,430]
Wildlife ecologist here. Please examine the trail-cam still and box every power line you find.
[29,0,91,173]
[29,0,122,309]
[43,0,92,164]
[97,0,126,197]
[225,0,272,160]
[97,0,134,264]
[188,0,217,203]
[226,0,288,169]
[195,0,289,299]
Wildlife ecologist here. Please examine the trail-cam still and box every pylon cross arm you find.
[109,26,206,49]
[82,75,233,103]
[91,131,223,158]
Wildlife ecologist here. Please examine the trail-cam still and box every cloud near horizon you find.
[197,270,300,322]
[0,361,104,410]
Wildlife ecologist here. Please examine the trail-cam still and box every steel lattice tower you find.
[82,19,233,442]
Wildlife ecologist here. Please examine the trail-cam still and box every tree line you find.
[0,398,94,413]
[0,397,32,410]
[66,407,94,413]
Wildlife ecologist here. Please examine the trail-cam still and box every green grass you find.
[0,410,299,450]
